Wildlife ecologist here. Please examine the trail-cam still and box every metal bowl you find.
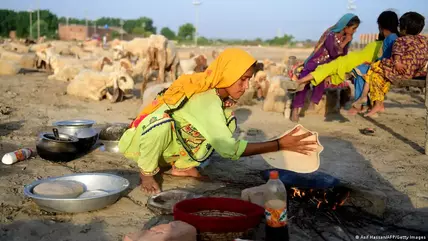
[98,123,129,141]
[97,123,128,153]
[98,140,119,153]
[52,119,99,152]
[24,173,130,213]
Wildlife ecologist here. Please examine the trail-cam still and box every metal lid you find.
[53,119,96,127]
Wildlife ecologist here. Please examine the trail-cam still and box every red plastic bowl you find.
[173,197,265,233]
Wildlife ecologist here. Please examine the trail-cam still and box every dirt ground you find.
[0,46,428,241]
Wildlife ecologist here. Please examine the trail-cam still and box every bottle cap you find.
[269,170,279,179]
[2,154,15,165]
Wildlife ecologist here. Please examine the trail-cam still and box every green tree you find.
[16,11,30,37]
[132,27,145,35]
[177,23,195,40]
[111,31,120,39]
[0,10,17,37]
[32,20,50,38]
[160,27,176,40]
[124,17,156,35]
[265,34,295,46]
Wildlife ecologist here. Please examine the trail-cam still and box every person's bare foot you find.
[360,106,369,113]
[290,108,300,122]
[170,167,201,177]
[364,104,383,117]
[347,107,360,116]
[167,167,211,181]
[140,174,161,195]
[378,103,385,113]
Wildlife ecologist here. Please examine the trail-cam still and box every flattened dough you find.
[261,124,323,173]
[33,180,85,198]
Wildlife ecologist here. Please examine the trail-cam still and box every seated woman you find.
[349,10,399,115]
[291,13,360,122]
[118,48,317,194]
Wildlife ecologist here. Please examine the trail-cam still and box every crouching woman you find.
[119,48,316,194]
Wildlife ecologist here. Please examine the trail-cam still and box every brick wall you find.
[58,24,121,41]
[58,24,88,41]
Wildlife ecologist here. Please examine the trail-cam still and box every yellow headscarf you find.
[130,48,256,128]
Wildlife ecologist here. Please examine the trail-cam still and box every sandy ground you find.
[0,46,428,241]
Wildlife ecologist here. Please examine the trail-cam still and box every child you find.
[349,11,399,115]
[364,11,427,117]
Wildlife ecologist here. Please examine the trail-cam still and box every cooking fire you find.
[288,186,350,210]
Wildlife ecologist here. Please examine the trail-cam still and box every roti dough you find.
[33,180,85,198]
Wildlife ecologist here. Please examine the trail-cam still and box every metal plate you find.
[24,173,130,213]
[147,189,202,215]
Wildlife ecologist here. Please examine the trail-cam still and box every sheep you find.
[165,40,179,82]
[28,43,51,53]
[262,76,295,117]
[0,48,37,69]
[112,35,173,92]
[0,59,21,75]
[48,41,74,55]
[113,37,151,60]
[69,45,94,59]
[66,68,135,102]
[2,42,30,53]
[253,70,270,100]
[36,47,92,81]
[178,55,208,75]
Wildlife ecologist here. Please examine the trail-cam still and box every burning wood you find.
[288,186,350,210]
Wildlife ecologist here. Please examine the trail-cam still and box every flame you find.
[289,187,350,210]
[291,187,304,198]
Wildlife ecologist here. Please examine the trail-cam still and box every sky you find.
[1,0,427,40]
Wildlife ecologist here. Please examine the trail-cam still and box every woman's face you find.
[225,66,254,100]
[344,24,359,35]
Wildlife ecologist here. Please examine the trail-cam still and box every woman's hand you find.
[395,62,406,75]
[278,127,317,155]
[343,34,353,43]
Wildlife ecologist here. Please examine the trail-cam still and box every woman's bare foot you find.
[360,106,369,113]
[364,103,383,117]
[140,174,161,195]
[290,108,300,122]
[347,106,360,116]
[170,167,201,177]
[166,167,210,181]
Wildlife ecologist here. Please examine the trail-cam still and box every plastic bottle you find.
[2,148,33,165]
[264,170,289,241]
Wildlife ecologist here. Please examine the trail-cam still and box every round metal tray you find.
[24,173,130,213]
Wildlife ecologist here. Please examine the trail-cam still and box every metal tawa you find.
[147,189,202,215]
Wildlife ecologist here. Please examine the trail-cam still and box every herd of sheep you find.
[0,35,320,117]
[0,34,210,103]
